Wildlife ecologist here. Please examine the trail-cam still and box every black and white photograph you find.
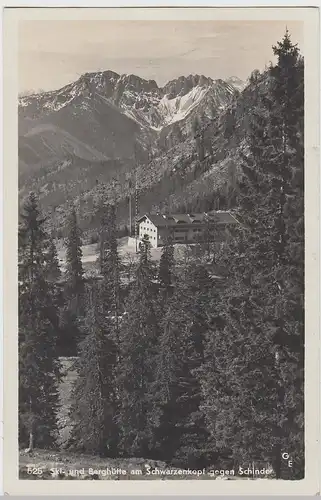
[2,5,320,495]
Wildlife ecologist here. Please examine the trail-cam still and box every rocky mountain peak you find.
[162,74,214,99]
[119,74,159,93]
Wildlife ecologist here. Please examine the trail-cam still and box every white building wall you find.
[139,219,158,248]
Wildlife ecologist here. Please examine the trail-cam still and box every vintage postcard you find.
[2,5,320,496]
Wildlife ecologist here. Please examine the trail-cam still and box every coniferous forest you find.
[18,32,304,479]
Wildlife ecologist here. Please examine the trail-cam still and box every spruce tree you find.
[198,32,304,478]
[64,204,84,316]
[19,192,61,450]
[267,30,304,478]
[62,205,85,353]
[153,263,213,467]
[47,235,70,356]
[198,254,282,471]
[67,283,118,456]
[46,235,61,283]
[116,235,159,457]
[99,204,121,345]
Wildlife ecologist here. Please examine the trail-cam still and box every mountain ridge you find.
[18,68,249,239]
[19,71,245,103]
[19,70,245,130]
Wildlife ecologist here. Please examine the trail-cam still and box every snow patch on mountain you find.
[158,85,210,125]
[226,76,246,92]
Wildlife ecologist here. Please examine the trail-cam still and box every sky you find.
[18,20,304,94]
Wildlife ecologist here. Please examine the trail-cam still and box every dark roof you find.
[137,212,238,228]
[137,214,172,227]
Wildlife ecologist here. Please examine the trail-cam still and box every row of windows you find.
[140,225,156,233]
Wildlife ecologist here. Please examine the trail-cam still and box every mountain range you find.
[18,70,247,237]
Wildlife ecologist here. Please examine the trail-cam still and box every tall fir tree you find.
[47,234,70,356]
[116,235,159,457]
[67,283,119,456]
[62,204,85,353]
[266,29,304,477]
[19,192,61,449]
[153,262,214,467]
[64,204,85,315]
[99,204,121,346]
[198,32,304,478]
[46,235,61,283]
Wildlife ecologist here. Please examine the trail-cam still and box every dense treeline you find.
[19,33,304,478]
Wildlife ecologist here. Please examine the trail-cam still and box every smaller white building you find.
[138,214,162,248]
